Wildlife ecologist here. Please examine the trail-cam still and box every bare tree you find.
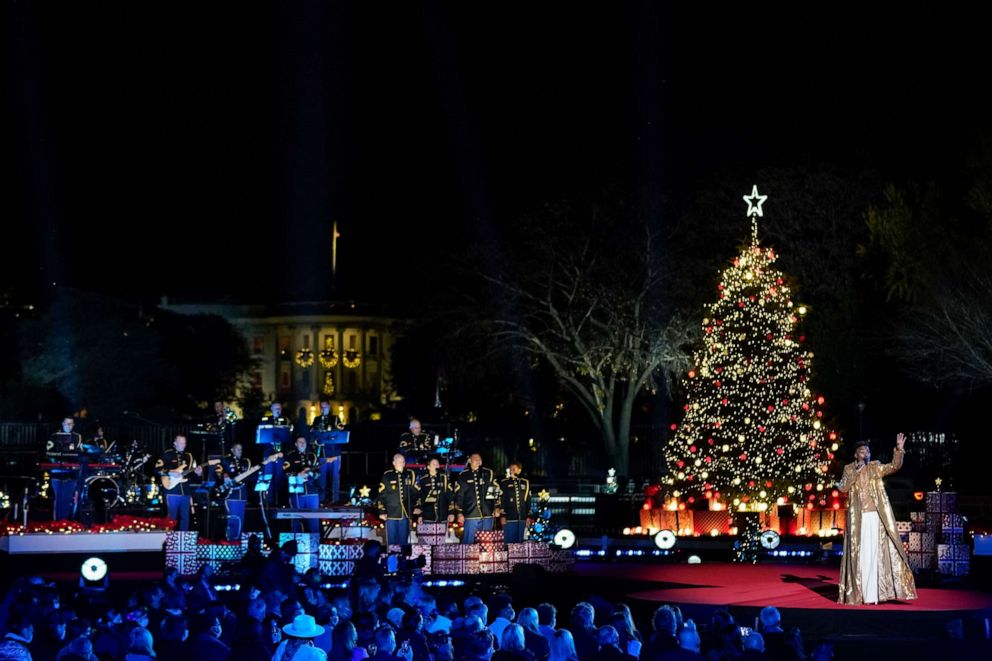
[894,276,992,389]
[471,204,695,475]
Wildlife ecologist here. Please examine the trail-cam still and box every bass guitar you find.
[160,458,221,490]
[212,453,283,499]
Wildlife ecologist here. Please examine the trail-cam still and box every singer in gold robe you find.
[837,433,917,605]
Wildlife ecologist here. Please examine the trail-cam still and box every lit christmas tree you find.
[665,186,841,519]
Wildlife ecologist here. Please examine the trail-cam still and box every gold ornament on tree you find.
[322,372,335,396]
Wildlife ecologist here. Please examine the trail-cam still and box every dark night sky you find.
[6,2,992,305]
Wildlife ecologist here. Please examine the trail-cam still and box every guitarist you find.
[217,442,252,500]
[283,436,320,533]
[155,434,202,531]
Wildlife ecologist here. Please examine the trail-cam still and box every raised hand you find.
[896,432,906,450]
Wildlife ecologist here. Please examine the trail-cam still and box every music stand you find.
[311,430,350,451]
[287,475,306,495]
[255,474,274,539]
[256,425,291,455]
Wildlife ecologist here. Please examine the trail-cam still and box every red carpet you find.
[574,562,992,611]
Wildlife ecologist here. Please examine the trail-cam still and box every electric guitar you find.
[160,459,221,490]
[212,453,283,499]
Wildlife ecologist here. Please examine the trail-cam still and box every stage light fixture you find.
[759,530,781,550]
[687,555,702,564]
[553,529,576,549]
[81,557,108,582]
[654,529,677,550]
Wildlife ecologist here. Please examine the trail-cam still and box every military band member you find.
[156,434,202,531]
[414,457,455,524]
[499,462,531,543]
[310,398,344,504]
[455,453,500,544]
[284,436,320,533]
[259,402,292,505]
[88,423,110,452]
[399,418,436,455]
[47,416,83,521]
[217,442,252,500]
[378,453,417,545]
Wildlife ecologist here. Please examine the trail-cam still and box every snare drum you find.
[85,475,120,508]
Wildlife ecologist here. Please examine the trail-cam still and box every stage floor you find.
[575,562,992,611]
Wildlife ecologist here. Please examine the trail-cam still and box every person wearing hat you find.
[275,614,327,661]
[837,433,917,605]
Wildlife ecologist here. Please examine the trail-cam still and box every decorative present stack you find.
[433,543,480,574]
[197,540,243,571]
[165,531,202,576]
[937,512,969,576]
[318,543,363,576]
[415,523,448,546]
[548,548,574,573]
[476,531,509,574]
[508,541,552,571]
[907,508,936,572]
[279,532,320,573]
[895,520,912,553]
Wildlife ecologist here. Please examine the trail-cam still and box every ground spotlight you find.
[760,530,781,550]
[553,529,576,549]
[687,555,702,564]
[654,529,676,550]
[81,557,108,582]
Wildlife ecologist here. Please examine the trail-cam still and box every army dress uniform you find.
[416,471,455,523]
[258,413,292,505]
[499,474,531,543]
[455,466,500,544]
[156,448,198,531]
[310,413,344,503]
[378,468,417,545]
[216,452,251,540]
[399,432,434,456]
[284,448,319,533]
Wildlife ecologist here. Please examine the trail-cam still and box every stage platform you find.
[571,561,992,658]
[0,531,167,554]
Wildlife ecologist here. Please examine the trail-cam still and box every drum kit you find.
[42,439,160,511]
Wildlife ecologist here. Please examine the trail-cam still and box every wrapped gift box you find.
[927,491,957,513]
[475,530,505,546]
[479,548,509,574]
[279,533,319,572]
[908,532,935,552]
[943,531,964,545]
[318,560,356,576]
[415,523,448,546]
[165,532,201,576]
[896,521,912,533]
[937,544,970,561]
[433,544,480,561]
[548,549,574,573]
[319,543,364,561]
[693,510,732,535]
[937,559,970,576]
[942,514,964,529]
[196,542,242,563]
[907,551,935,572]
[507,542,552,561]
[432,559,464,575]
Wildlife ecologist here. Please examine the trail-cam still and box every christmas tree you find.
[665,186,841,517]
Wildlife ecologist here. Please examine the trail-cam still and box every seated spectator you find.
[488,595,515,643]
[187,614,230,660]
[548,630,578,661]
[740,632,765,659]
[0,612,33,660]
[596,626,636,661]
[536,604,557,645]
[276,614,328,661]
[493,624,534,661]
[328,621,368,661]
[124,627,156,661]
[568,603,597,661]
[757,607,802,661]
[516,609,550,661]
[640,605,678,660]
[156,614,188,659]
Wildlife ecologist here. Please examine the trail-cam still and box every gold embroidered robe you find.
[836,448,918,604]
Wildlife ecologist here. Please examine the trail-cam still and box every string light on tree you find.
[666,185,841,521]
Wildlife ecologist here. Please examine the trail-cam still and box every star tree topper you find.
[743,184,768,245]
